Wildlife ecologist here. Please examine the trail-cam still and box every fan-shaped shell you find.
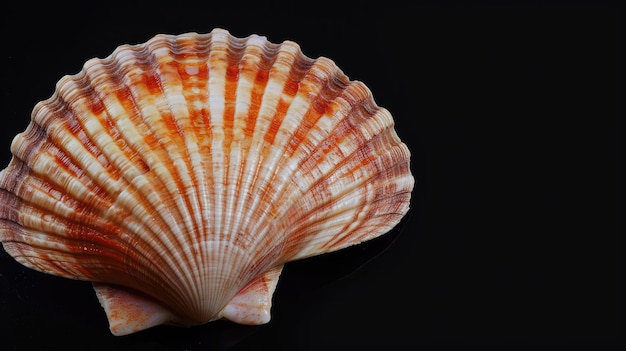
[0,28,414,335]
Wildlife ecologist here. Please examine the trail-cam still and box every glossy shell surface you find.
[0,28,414,335]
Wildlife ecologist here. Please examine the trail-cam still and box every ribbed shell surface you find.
[0,28,414,334]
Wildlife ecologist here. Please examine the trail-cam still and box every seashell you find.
[0,28,414,335]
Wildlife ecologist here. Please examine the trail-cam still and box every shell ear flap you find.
[93,283,180,336]
[219,265,283,325]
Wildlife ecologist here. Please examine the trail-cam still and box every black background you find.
[0,1,621,350]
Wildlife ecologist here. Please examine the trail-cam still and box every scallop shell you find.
[0,28,414,335]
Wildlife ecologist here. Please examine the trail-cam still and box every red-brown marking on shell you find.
[245,70,269,137]
[223,64,240,148]
[115,86,135,111]
[144,72,162,95]
[89,97,106,115]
